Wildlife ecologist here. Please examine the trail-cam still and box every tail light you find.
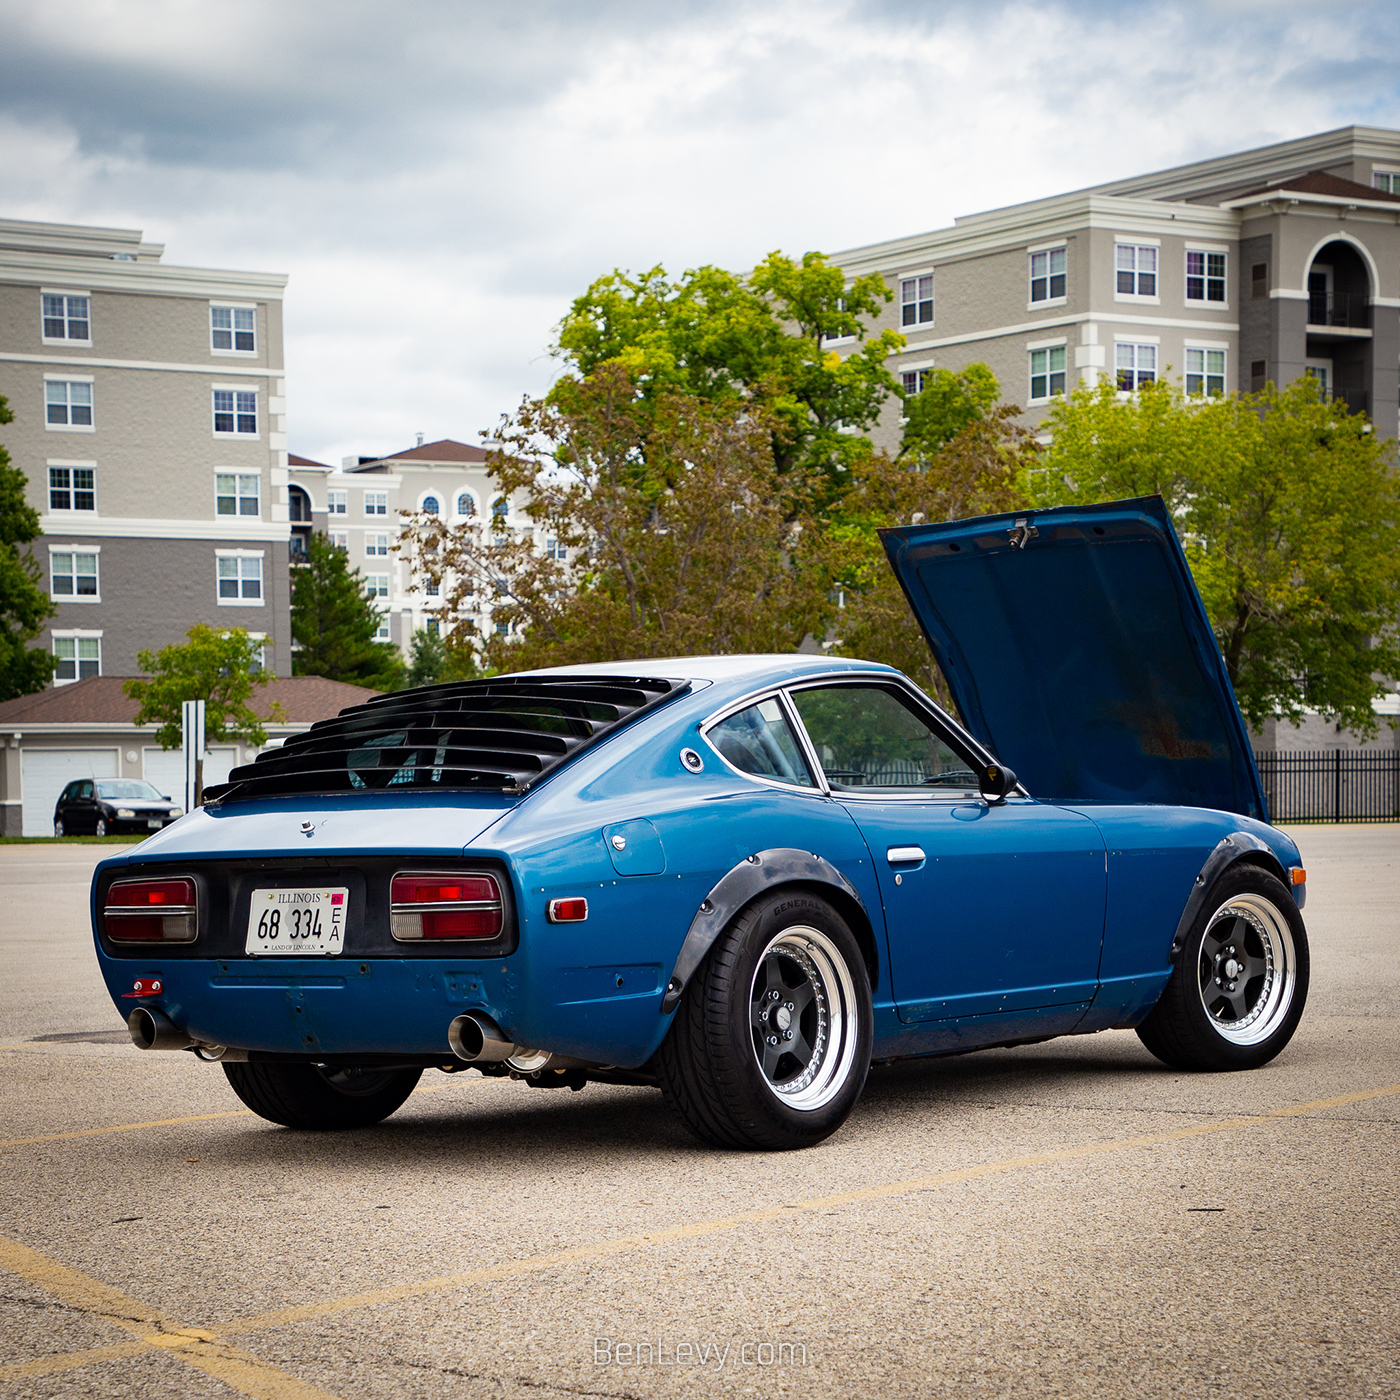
[105,878,197,942]
[391,872,503,941]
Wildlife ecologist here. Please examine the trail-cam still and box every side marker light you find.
[1289,867,1306,886]
[548,897,589,923]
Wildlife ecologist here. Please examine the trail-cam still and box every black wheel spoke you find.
[788,1030,814,1067]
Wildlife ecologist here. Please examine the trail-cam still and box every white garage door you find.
[142,746,238,805]
[22,748,119,837]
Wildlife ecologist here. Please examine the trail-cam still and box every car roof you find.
[512,654,900,687]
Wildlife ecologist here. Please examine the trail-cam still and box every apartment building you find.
[288,439,534,649]
[834,126,1400,449]
[0,218,291,681]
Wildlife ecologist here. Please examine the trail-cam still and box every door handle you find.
[886,846,926,864]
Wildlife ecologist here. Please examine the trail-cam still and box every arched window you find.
[422,495,440,516]
[492,497,508,532]
[456,492,476,517]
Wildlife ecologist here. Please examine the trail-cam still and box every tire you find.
[658,890,873,1150]
[222,1062,422,1129]
[1137,865,1309,1072]
[95,817,107,837]
[53,818,64,837]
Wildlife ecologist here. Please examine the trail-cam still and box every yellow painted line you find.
[0,1339,150,1380]
[0,1235,342,1400]
[218,1079,1400,1337]
[0,1110,254,1149]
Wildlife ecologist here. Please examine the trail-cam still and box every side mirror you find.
[162,795,172,802]
[978,763,1017,805]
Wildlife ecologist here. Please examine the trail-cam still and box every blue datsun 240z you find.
[91,498,1309,1150]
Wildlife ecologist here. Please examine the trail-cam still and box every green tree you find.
[0,394,57,700]
[400,365,828,671]
[404,627,480,687]
[554,252,905,488]
[899,364,1001,458]
[291,533,406,690]
[124,625,277,799]
[1030,376,1400,736]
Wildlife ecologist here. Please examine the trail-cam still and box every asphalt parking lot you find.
[1,827,1397,1400]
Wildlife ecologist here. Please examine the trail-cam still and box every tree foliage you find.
[899,363,1001,459]
[404,627,479,688]
[291,533,406,690]
[819,388,1036,700]
[554,252,904,488]
[1030,376,1400,736]
[124,625,276,750]
[398,365,828,671]
[0,394,57,700]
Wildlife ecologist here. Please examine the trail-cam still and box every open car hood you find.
[880,496,1267,819]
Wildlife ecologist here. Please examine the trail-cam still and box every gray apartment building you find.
[0,217,292,681]
[835,125,1400,451]
[288,439,535,650]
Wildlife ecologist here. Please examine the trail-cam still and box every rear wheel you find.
[222,1062,422,1129]
[53,818,64,837]
[1137,866,1308,1072]
[658,890,872,1150]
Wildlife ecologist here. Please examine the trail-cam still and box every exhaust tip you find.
[128,1007,194,1052]
[447,1012,516,1063]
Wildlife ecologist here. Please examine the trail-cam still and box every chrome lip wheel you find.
[1197,892,1297,1046]
[316,1066,401,1097]
[749,925,859,1111]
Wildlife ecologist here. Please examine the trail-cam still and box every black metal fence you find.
[1255,749,1400,823]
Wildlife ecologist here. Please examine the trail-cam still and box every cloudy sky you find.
[4,0,1400,464]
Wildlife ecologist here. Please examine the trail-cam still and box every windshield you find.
[95,780,166,801]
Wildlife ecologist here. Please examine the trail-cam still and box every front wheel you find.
[222,1062,422,1129]
[94,817,107,837]
[1137,865,1309,1072]
[53,818,64,837]
[658,890,873,1150]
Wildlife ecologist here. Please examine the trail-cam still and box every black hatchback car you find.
[54,779,183,837]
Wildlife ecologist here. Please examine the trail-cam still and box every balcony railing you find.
[1307,292,1371,329]
[1331,388,1369,416]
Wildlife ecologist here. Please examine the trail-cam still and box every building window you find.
[546,536,567,561]
[51,550,99,599]
[425,579,440,597]
[456,492,476,517]
[364,491,387,516]
[43,294,90,342]
[46,380,93,429]
[53,635,100,682]
[1186,251,1226,304]
[1030,248,1066,303]
[366,573,389,599]
[1029,347,1066,401]
[1116,244,1157,297]
[492,498,509,531]
[374,613,391,641]
[217,554,263,602]
[426,616,440,638]
[422,495,440,515]
[1116,343,1157,391]
[1251,263,1268,300]
[327,489,347,515]
[49,466,95,512]
[366,532,389,556]
[1374,171,1400,194]
[900,275,933,326]
[329,531,348,550]
[213,389,258,435]
[1186,348,1226,397]
[1250,359,1268,392]
[211,305,256,353]
[216,472,260,516]
[901,370,929,397]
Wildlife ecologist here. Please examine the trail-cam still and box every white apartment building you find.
[288,439,537,651]
[835,125,1400,449]
[0,218,292,679]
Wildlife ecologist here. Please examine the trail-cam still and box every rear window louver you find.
[202,675,689,804]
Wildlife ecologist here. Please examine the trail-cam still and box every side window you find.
[789,685,977,793]
[78,782,94,800]
[706,698,814,788]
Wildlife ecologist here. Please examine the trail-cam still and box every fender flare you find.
[660,848,871,1014]
[1169,831,1290,962]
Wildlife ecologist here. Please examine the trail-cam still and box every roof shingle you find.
[1235,169,1400,205]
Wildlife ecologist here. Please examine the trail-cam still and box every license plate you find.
[147,819,163,829]
[246,887,348,956]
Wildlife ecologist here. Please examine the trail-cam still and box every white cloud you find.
[1,0,1397,462]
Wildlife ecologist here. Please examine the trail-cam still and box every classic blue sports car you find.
[91,498,1309,1149]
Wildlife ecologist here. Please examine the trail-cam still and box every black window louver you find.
[202,675,689,804]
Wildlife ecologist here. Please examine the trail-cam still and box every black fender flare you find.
[1169,831,1291,962]
[660,848,871,1014]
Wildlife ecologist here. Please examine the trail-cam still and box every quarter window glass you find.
[707,698,814,787]
[790,686,976,793]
